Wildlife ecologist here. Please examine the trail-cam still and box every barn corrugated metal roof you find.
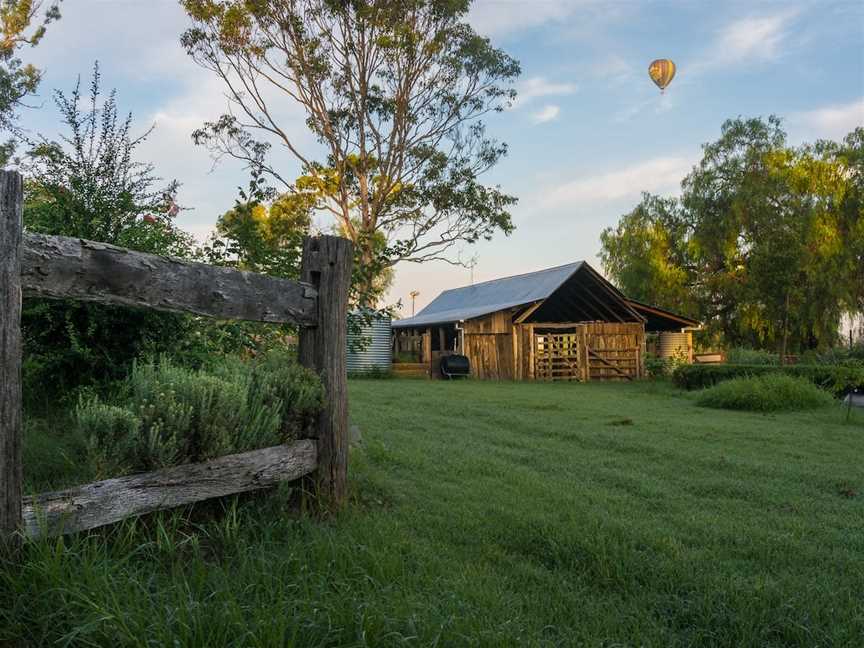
[393,262,584,328]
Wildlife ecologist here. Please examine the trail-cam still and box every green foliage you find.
[199,169,309,280]
[644,355,671,378]
[672,363,864,396]
[726,347,780,366]
[20,64,199,400]
[696,374,834,412]
[0,0,61,163]
[601,118,863,354]
[799,342,864,366]
[181,0,520,306]
[78,353,323,477]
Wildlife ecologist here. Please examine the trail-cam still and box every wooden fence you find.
[0,170,353,543]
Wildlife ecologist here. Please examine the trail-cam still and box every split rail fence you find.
[0,170,353,543]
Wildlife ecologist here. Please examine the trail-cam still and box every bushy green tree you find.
[601,117,862,356]
[21,65,196,402]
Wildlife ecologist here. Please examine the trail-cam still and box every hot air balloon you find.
[648,59,676,94]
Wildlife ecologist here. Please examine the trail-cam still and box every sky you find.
[16,0,864,315]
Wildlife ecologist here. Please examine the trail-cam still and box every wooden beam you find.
[513,300,544,324]
[21,233,318,325]
[576,283,626,323]
[0,171,23,545]
[23,441,317,539]
[297,236,353,506]
[581,264,644,322]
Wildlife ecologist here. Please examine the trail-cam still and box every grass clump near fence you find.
[696,374,835,412]
[673,363,864,396]
[79,352,323,478]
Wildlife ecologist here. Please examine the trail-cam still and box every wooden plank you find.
[297,236,353,505]
[0,171,23,544]
[514,300,544,324]
[21,233,318,325]
[587,348,634,380]
[23,440,317,539]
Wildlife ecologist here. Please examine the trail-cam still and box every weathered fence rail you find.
[22,440,317,539]
[21,233,319,324]
[0,169,353,544]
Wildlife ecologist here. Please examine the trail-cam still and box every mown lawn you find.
[4,379,863,646]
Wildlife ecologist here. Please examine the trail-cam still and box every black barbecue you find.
[439,354,470,379]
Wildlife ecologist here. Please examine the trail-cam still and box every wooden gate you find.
[533,323,643,381]
[534,332,586,381]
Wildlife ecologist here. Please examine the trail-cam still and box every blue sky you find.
[18,0,864,314]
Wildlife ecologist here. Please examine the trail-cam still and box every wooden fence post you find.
[298,235,353,506]
[0,171,23,544]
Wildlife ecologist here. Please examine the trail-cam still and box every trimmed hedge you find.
[672,363,864,396]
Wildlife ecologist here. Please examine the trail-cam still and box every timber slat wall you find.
[464,315,643,382]
[0,170,353,544]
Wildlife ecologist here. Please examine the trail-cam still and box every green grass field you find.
[4,379,864,646]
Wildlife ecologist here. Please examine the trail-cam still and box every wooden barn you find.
[392,261,699,381]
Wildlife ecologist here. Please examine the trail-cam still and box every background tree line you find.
[601,117,863,357]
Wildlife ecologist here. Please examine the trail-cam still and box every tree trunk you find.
[780,290,790,366]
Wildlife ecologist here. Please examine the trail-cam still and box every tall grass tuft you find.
[696,373,835,412]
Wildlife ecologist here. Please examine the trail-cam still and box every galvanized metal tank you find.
[658,331,691,362]
[347,311,393,374]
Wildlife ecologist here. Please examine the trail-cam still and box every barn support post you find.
[0,171,23,546]
[298,235,354,507]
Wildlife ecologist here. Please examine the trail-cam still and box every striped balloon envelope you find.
[648,59,676,93]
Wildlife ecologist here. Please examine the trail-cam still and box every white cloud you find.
[531,105,560,124]
[592,54,636,85]
[694,9,800,72]
[537,156,695,209]
[514,76,577,107]
[789,98,864,142]
[468,0,582,38]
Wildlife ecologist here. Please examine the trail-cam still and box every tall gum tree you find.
[181,0,520,304]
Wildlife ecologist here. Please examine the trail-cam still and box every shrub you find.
[644,355,671,378]
[696,374,835,412]
[726,347,780,365]
[77,401,143,477]
[673,363,864,396]
[78,352,323,477]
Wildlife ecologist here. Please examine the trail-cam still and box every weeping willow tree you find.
[601,118,863,354]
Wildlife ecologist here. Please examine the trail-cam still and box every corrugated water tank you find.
[347,311,393,374]
[659,331,692,363]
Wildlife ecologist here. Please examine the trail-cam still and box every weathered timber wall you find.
[21,233,318,325]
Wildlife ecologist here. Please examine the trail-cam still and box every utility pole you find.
[409,290,420,316]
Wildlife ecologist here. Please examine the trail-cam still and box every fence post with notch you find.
[0,170,24,546]
[298,235,354,507]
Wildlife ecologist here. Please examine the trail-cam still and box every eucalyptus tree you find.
[0,0,62,163]
[181,0,520,304]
